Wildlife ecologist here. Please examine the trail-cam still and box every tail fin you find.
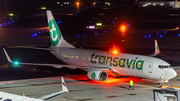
[46,10,75,48]
[154,40,161,56]
[61,76,69,92]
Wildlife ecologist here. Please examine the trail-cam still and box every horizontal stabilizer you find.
[24,47,54,51]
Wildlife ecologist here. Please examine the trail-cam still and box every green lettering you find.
[119,58,126,68]
[94,55,100,64]
[113,57,119,66]
[99,56,106,65]
[136,60,144,70]
[133,57,138,69]
[106,56,112,66]
[126,59,134,68]
[91,53,95,63]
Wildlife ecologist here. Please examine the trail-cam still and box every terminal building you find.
[134,0,180,8]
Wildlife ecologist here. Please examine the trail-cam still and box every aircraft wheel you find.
[157,83,162,88]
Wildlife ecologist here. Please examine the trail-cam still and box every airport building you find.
[134,0,180,8]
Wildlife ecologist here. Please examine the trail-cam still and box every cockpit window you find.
[158,65,171,69]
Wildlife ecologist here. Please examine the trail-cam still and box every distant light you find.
[95,32,97,34]
[67,2,69,4]
[41,7,46,9]
[4,17,6,19]
[157,33,159,35]
[0,24,2,26]
[32,34,35,37]
[160,35,163,37]
[84,34,86,36]
[42,30,44,31]
[160,4,163,6]
[39,31,41,33]
[64,2,67,4]
[119,25,126,32]
[76,2,79,5]
[12,21,14,23]
[35,33,37,35]
[4,23,6,25]
[77,35,79,37]
[148,35,151,37]
[9,13,13,16]
[57,2,60,4]
[127,24,129,28]
[164,31,166,33]
[105,31,107,33]
[93,17,95,19]
[89,26,95,29]
[96,23,102,26]
[61,4,63,6]
[145,36,147,38]
[113,21,115,23]
[153,4,156,6]
[8,22,10,24]
[176,27,179,30]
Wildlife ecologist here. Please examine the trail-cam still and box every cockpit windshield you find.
[158,65,172,69]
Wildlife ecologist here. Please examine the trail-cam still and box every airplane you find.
[0,77,69,101]
[3,10,177,87]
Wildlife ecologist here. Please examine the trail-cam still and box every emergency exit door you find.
[148,62,153,73]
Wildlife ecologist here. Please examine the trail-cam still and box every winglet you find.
[37,76,69,100]
[154,40,161,56]
[3,48,13,63]
[61,76,69,93]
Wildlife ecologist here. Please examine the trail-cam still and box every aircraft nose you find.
[169,69,177,79]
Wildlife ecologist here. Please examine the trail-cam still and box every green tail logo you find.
[48,19,61,46]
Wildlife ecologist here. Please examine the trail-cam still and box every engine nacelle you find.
[87,70,108,81]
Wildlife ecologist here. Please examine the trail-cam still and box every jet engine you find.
[87,70,108,81]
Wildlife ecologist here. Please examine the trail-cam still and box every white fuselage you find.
[51,48,177,82]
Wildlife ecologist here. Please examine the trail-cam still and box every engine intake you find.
[87,70,108,81]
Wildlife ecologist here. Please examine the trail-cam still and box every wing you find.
[3,48,113,70]
[37,77,69,100]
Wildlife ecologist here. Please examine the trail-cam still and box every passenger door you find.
[148,62,153,73]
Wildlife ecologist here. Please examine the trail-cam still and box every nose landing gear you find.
[157,83,162,88]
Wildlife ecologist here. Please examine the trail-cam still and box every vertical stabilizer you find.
[155,40,161,56]
[47,10,75,48]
